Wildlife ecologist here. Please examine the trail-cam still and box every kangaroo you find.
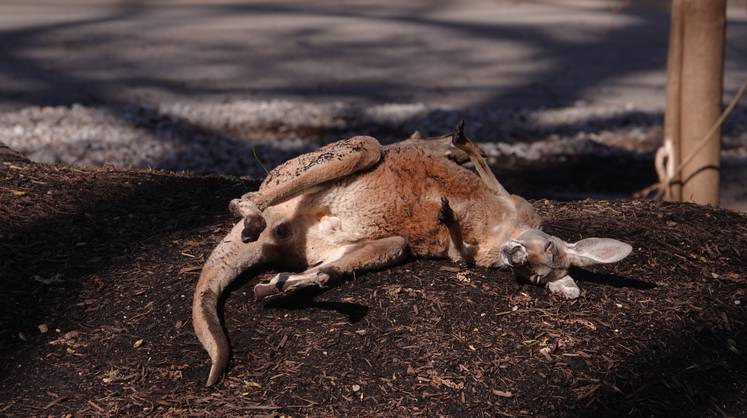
[192,125,632,386]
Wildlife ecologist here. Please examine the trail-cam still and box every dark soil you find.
[1,160,746,417]
[494,154,657,201]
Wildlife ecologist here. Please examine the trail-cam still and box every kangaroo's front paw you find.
[242,213,267,243]
[547,276,581,299]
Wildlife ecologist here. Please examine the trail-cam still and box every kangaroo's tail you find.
[192,220,267,386]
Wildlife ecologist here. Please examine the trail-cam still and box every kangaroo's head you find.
[447,120,632,297]
[500,229,632,287]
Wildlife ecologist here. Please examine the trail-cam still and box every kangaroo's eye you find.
[545,241,554,253]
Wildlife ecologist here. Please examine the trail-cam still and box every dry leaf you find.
[133,339,144,348]
[539,346,553,361]
[244,380,262,389]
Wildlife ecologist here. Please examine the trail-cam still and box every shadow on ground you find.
[0,162,254,371]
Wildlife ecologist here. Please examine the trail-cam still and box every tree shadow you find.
[575,313,747,417]
[2,1,745,122]
[0,1,691,109]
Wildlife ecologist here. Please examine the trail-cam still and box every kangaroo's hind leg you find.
[254,236,408,300]
[230,136,383,242]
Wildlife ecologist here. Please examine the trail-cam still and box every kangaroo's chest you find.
[302,170,454,257]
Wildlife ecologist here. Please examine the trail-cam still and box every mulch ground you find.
[1,160,746,417]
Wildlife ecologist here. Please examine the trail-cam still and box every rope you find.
[636,79,747,200]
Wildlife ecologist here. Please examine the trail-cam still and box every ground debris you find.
[1,161,746,416]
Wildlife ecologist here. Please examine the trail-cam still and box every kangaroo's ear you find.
[567,238,632,267]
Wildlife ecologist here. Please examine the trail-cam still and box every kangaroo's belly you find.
[302,150,483,259]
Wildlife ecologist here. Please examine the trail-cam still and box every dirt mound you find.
[1,161,745,417]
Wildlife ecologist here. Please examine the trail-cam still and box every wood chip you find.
[492,390,513,398]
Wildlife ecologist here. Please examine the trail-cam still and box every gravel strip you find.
[1,100,745,179]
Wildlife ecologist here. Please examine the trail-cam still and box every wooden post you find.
[664,0,726,206]
[662,0,684,201]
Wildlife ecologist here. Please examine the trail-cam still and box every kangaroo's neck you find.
[467,194,541,268]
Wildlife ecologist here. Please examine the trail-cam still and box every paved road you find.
[0,0,745,111]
